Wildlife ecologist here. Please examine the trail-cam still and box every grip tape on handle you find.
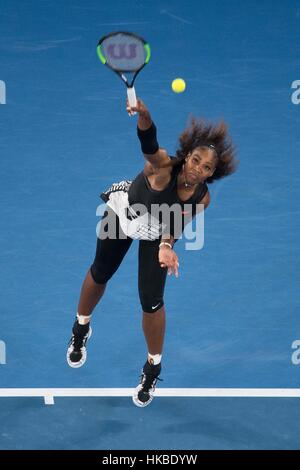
[127,87,137,109]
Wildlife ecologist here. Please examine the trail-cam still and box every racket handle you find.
[127,86,137,110]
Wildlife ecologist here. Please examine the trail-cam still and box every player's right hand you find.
[126,98,149,117]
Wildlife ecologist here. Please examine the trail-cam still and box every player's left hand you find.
[159,245,179,278]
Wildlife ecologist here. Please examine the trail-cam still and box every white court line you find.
[1,388,300,405]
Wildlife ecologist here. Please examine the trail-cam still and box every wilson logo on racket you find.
[107,44,138,60]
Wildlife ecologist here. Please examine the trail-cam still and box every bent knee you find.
[90,264,112,285]
[140,292,164,314]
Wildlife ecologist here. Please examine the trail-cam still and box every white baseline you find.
[0,388,300,405]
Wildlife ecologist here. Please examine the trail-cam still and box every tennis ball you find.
[171,78,186,93]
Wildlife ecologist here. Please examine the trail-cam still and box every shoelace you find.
[71,331,89,352]
[140,373,163,394]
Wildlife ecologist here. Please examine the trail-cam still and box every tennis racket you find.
[97,31,151,111]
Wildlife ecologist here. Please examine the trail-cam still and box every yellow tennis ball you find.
[171,78,186,93]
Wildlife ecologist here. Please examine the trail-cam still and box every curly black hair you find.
[173,116,238,184]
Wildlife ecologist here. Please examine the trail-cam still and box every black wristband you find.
[137,122,159,155]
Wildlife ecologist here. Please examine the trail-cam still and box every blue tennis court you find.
[1,0,300,450]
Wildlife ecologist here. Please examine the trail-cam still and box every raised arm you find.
[127,99,170,169]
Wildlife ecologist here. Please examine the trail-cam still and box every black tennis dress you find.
[100,158,208,241]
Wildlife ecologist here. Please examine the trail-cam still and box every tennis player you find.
[67,98,237,407]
